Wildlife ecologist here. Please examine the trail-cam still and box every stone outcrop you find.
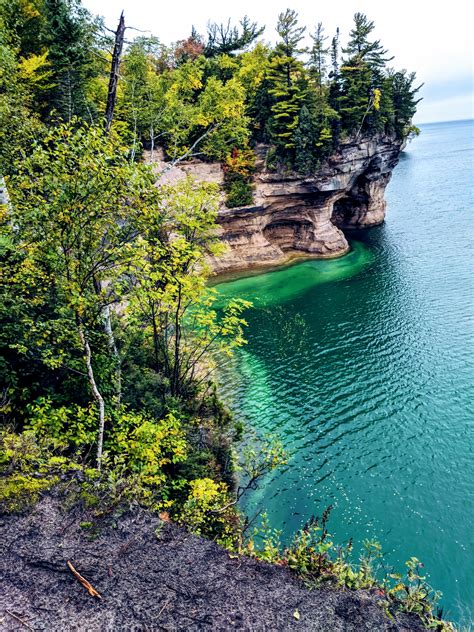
[211,135,404,274]
[146,135,404,276]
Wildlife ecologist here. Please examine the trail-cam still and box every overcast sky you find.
[84,0,474,124]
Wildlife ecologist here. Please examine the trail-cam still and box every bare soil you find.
[0,496,426,631]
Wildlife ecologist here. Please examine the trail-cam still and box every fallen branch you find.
[157,599,171,617]
[5,610,34,631]
[67,561,102,599]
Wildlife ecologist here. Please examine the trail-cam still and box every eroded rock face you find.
[212,134,404,274]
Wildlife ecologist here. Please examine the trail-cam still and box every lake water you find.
[216,120,474,625]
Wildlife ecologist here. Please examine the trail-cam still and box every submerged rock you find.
[0,497,425,631]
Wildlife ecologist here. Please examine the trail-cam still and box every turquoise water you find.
[216,120,474,625]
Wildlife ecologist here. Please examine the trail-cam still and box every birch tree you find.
[7,122,156,468]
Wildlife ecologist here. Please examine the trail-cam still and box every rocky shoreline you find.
[148,134,405,277]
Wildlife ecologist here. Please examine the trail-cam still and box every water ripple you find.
[216,120,474,626]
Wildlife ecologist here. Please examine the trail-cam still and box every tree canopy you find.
[0,3,421,484]
[0,3,421,182]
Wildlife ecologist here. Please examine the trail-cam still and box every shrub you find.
[223,147,255,208]
[244,507,454,631]
[225,180,254,208]
[26,398,98,453]
[178,477,241,547]
[0,473,57,513]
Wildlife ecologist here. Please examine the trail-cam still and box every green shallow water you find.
[216,120,474,626]
[214,240,374,308]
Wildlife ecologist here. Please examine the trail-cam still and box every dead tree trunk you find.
[102,14,125,400]
[104,12,125,134]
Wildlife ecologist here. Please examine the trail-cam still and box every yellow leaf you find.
[293,609,300,620]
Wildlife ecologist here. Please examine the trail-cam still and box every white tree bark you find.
[79,325,106,470]
[0,176,10,208]
[103,304,122,404]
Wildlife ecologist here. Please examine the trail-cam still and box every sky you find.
[83,0,474,124]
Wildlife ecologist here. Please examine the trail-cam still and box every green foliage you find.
[309,23,329,90]
[244,507,454,631]
[266,9,307,154]
[382,558,455,630]
[0,472,56,512]
[0,9,44,175]
[178,477,239,546]
[108,410,188,488]
[0,10,435,629]
[387,70,422,137]
[0,402,230,519]
[0,0,102,124]
[294,105,319,174]
[0,2,421,178]
[343,13,392,68]
[204,16,264,58]
[125,176,251,401]
[41,0,101,121]
[26,397,98,451]
[224,147,255,208]
[2,120,251,473]
[225,180,254,208]
[120,36,165,159]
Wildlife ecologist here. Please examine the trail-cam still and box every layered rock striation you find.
[212,134,404,275]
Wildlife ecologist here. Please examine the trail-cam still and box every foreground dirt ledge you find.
[0,497,425,631]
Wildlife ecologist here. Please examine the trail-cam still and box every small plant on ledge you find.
[223,147,255,208]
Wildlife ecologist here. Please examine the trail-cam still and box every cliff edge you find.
[0,497,425,631]
[211,135,404,274]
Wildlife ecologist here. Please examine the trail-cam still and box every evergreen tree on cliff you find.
[294,104,318,173]
[387,69,422,137]
[41,0,100,121]
[267,9,306,155]
[338,13,392,135]
[302,22,338,164]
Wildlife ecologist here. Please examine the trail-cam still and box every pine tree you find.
[204,16,264,57]
[41,0,99,121]
[304,22,338,161]
[338,13,393,136]
[387,70,422,137]
[294,104,318,174]
[330,27,340,77]
[343,13,393,68]
[267,9,306,154]
[309,23,329,91]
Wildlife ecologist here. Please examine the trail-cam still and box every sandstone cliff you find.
[212,134,404,274]
[147,134,404,276]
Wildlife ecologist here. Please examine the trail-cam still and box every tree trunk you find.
[105,12,125,133]
[0,176,10,208]
[103,304,122,404]
[171,284,182,396]
[78,324,106,470]
[92,276,122,404]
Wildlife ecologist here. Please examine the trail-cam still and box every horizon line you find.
[416,117,473,125]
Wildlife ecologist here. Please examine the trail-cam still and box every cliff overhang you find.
[211,134,404,275]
